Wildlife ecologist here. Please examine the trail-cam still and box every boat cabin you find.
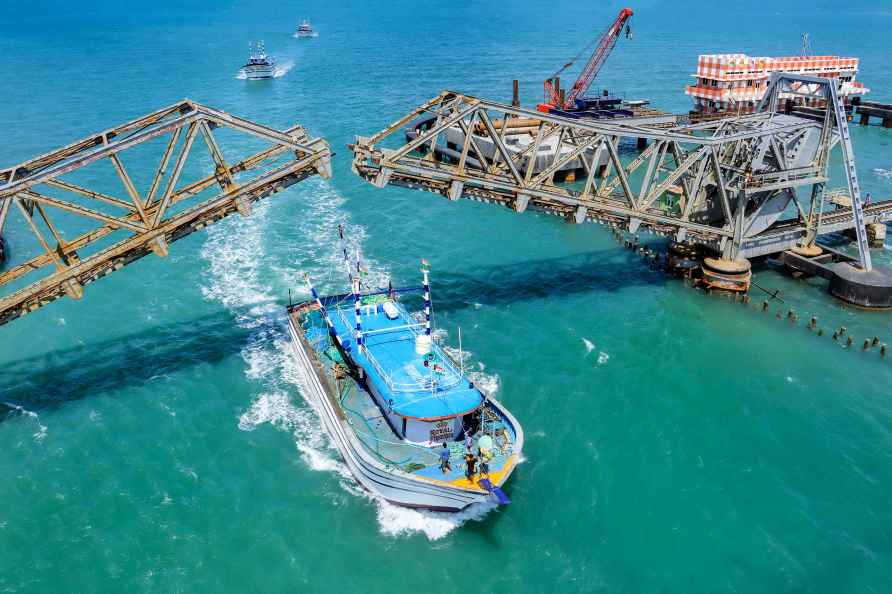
[325,295,483,446]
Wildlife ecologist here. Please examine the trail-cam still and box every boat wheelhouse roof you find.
[326,296,483,421]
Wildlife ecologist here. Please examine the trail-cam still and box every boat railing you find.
[363,343,463,394]
[361,323,425,337]
[330,300,464,393]
[339,384,441,468]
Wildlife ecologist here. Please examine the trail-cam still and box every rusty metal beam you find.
[0,101,330,326]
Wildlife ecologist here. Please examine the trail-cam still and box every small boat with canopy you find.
[287,227,523,511]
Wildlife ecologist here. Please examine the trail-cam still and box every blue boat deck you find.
[328,299,482,420]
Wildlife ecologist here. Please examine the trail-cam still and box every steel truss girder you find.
[352,82,889,261]
[352,90,824,248]
[0,100,331,326]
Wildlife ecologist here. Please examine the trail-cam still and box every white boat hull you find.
[242,66,275,80]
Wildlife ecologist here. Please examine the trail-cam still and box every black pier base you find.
[829,263,892,309]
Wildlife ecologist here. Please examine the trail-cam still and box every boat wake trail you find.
[873,167,892,180]
[3,402,48,442]
[272,60,294,78]
[234,60,294,80]
[200,180,496,540]
[376,499,498,540]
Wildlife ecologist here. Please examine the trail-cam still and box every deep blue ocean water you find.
[2,1,892,592]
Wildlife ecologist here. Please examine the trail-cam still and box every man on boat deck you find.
[464,451,477,482]
[478,447,493,478]
[438,443,451,474]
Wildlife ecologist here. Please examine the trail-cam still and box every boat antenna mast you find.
[337,224,351,277]
[351,273,364,351]
[458,326,464,378]
[414,259,434,360]
[421,259,432,338]
[801,32,811,57]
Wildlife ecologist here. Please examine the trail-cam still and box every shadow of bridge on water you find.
[0,309,255,418]
[1,246,662,418]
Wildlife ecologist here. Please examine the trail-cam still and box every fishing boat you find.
[241,41,275,80]
[287,232,523,511]
[295,19,318,38]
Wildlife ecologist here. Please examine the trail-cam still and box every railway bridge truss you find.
[0,101,330,326]
[351,74,888,271]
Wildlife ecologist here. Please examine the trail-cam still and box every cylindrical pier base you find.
[829,263,892,308]
[790,243,823,257]
[860,112,870,126]
[701,257,752,292]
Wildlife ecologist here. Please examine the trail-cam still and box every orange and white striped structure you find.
[686,53,869,113]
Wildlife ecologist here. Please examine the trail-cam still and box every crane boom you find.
[540,8,633,111]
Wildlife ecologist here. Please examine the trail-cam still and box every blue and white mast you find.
[421,259,432,336]
[415,259,434,355]
[351,274,364,348]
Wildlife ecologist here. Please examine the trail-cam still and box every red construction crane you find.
[538,8,634,113]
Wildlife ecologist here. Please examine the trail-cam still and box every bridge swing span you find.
[0,101,330,326]
[351,74,890,285]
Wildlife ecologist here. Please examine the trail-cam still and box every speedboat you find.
[287,230,523,511]
[241,41,275,80]
[295,19,318,38]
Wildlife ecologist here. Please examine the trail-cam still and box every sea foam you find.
[3,402,48,442]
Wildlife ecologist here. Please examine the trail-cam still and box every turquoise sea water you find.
[2,1,892,591]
